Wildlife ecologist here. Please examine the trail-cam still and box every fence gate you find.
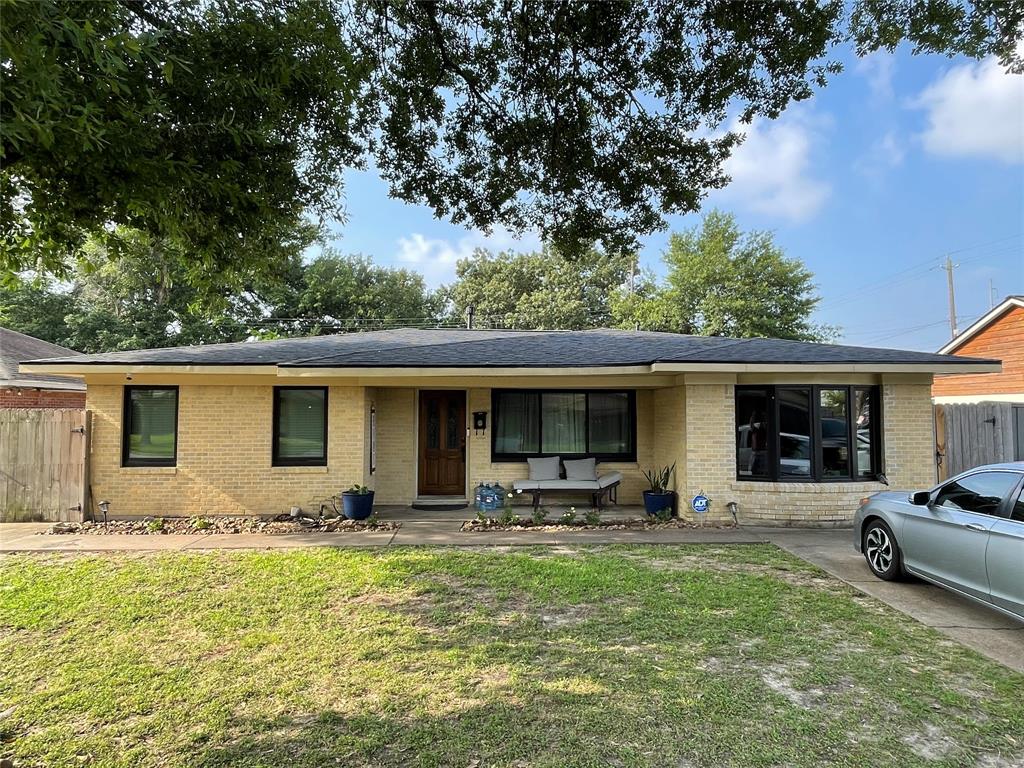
[936,401,1020,480]
[0,409,89,522]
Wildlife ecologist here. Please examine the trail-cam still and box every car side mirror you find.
[909,490,931,506]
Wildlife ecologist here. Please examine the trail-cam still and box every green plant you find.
[365,512,379,527]
[584,508,601,526]
[654,507,673,522]
[531,507,548,525]
[642,463,676,493]
[146,517,165,532]
[345,484,372,495]
[498,508,518,526]
[559,507,577,525]
[191,517,212,531]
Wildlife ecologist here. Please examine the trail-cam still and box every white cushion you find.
[538,479,600,490]
[527,456,560,481]
[597,471,623,488]
[563,457,597,481]
[513,479,540,490]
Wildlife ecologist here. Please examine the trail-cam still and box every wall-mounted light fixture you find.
[472,411,487,433]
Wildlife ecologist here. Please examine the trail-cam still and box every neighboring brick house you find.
[0,327,86,408]
[21,328,998,525]
[932,296,1024,473]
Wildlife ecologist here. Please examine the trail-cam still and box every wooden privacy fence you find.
[0,409,89,522]
[935,401,1023,481]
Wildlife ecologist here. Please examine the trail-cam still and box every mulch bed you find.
[43,516,400,536]
[461,517,736,532]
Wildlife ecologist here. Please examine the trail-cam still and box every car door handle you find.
[963,523,988,532]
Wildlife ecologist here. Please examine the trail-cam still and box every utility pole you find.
[989,278,997,309]
[944,255,959,338]
[466,304,475,330]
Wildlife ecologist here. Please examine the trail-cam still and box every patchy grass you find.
[0,545,1021,768]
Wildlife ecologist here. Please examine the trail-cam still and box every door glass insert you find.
[426,398,440,450]
[446,400,459,449]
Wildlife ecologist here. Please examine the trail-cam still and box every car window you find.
[1012,485,1024,523]
[934,471,1020,517]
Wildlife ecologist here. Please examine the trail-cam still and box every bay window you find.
[492,390,636,461]
[735,385,882,482]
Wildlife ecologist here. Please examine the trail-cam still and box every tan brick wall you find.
[653,385,686,494]
[369,387,417,503]
[467,387,655,507]
[85,375,937,522]
[881,377,937,490]
[87,384,367,517]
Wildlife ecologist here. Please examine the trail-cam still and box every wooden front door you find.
[418,390,466,496]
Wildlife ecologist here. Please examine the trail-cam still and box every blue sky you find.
[323,44,1023,352]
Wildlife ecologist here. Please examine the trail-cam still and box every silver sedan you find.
[854,462,1024,622]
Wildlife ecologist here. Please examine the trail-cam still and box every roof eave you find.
[938,297,1024,354]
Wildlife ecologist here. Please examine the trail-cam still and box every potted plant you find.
[642,464,676,517]
[341,484,375,520]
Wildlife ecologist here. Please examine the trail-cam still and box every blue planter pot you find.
[642,490,675,517]
[342,491,375,520]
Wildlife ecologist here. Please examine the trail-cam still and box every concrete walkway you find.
[1,520,1020,672]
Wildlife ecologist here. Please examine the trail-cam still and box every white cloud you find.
[855,50,896,102]
[396,226,542,287]
[914,49,1024,164]
[855,130,905,178]
[719,113,832,221]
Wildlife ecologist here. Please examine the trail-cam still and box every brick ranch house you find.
[20,328,999,525]
[1,326,86,409]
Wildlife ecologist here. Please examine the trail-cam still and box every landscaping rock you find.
[41,516,399,536]
[460,517,735,532]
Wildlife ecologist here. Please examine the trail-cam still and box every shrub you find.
[191,517,212,531]
[559,507,577,525]
[654,507,673,522]
[365,512,379,527]
[146,517,165,532]
[498,508,519,526]
[583,508,601,526]
[531,507,548,525]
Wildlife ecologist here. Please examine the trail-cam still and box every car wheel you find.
[863,520,903,581]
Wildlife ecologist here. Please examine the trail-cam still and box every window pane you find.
[854,388,875,477]
[127,389,177,462]
[541,393,586,453]
[935,471,1019,516]
[820,388,850,479]
[1012,487,1024,522]
[277,389,325,459]
[588,392,632,455]
[778,388,811,479]
[494,392,539,454]
[736,388,771,478]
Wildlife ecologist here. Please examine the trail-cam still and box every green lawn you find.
[1,546,1021,767]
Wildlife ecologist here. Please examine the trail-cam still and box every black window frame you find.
[272,386,329,467]
[491,389,637,462]
[735,384,884,483]
[121,385,179,468]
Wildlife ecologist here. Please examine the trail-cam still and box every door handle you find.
[963,522,988,532]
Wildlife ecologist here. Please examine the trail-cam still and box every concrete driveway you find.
[760,527,1024,674]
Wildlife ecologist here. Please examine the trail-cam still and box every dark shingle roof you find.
[1,327,86,389]
[22,327,999,370]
